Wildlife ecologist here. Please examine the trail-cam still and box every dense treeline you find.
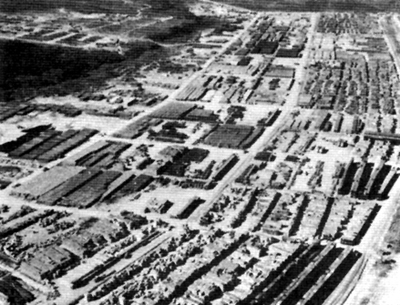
[1,40,123,88]
[0,39,160,101]
[132,16,220,43]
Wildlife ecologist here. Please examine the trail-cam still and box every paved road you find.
[193,12,320,222]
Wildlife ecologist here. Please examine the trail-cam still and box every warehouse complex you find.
[1,5,400,305]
